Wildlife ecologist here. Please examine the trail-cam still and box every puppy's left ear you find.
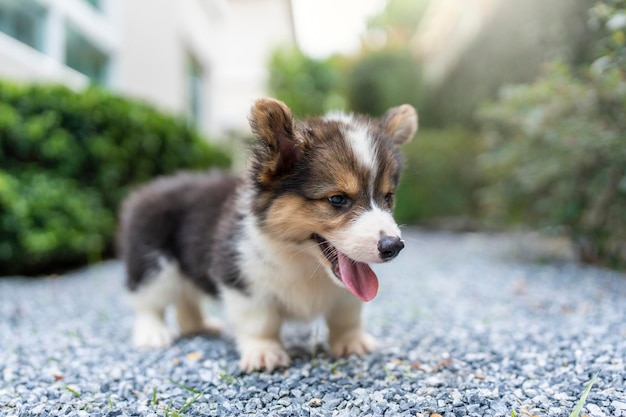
[249,98,303,183]
[380,104,418,146]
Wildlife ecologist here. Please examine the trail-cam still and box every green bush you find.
[0,171,114,269]
[477,0,626,266]
[268,48,342,118]
[395,128,483,226]
[0,81,230,276]
[478,65,626,265]
[346,48,422,117]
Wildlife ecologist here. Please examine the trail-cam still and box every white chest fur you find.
[236,217,344,320]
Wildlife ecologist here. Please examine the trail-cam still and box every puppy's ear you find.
[380,104,418,146]
[249,98,303,183]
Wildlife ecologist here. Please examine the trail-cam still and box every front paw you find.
[239,339,291,372]
[132,315,179,348]
[329,330,377,358]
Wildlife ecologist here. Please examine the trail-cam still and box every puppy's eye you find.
[327,195,349,208]
[385,192,394,205]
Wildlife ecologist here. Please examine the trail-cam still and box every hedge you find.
[478,65,626,266]
[394,128,483,227]
[477,0,626,267]
[268,48,342,119]
[346,48,422,118]
[0,82,230,276]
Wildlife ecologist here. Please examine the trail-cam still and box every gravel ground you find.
[1,229,625,417]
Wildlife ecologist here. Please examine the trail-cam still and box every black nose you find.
[378,236,404,261]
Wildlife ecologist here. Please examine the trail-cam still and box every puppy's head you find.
[249,98,418,302]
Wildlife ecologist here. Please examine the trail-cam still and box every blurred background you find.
[0,0,624,276]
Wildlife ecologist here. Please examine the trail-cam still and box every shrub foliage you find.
[478,0,626,266]
[346,48,422,117]
[0,82,230,275]
[394,128,483,226]
[268,48,341,118]
[479,74,625,265]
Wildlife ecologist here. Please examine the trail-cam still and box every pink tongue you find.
[337,253,379,302]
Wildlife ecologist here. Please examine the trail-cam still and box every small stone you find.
[587,403,606,417]
[352,388,368,398]
[276,397,291,407]
[309,398,323,407]
[370,391,384,402]
[612,401,626,410]
[451,390,463,406]
[425,376,444,387]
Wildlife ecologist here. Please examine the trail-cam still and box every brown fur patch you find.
[249,98,295,147]
[249,98,307,185]
[312,164,361,199]
[262,194,354,243]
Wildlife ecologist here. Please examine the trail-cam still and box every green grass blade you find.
[168,378,202,394]
[179,392,203,413]
[65,386,81,397]
[569,373,598,417]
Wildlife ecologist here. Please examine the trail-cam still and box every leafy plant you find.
[590,0,626,72]
[366,0,429,46]
[0,171,114,269]
[0,81,230,275]
[477,0,626,266]
[395,128,483,226]
[268,48,342,118]
[479,64,626,264]
[346,47,422,117]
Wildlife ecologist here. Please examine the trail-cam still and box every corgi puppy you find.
[118,98,418,371]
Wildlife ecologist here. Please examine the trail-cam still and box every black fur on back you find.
[117,171,240,294]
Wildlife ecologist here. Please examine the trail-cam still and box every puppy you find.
[118,98,418,371]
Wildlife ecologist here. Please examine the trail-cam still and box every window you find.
[186,55,205,129]
[65,24,109,84]
[0,0,46,51]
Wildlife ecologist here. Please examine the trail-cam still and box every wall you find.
[0,0,295,139]
[117,0,295,139]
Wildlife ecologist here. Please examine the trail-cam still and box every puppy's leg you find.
[222,290,290,372]
[176,279,222,336]
[326,295,377,357]
[128,259,182,348]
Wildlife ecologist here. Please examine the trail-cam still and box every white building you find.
[0,0,295,139]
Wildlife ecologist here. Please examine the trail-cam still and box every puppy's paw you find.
[330,330,377,358]
[239,339,291,372]
[133,315,179,348]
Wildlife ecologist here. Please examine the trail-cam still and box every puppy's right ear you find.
[380,104,418,146]
[249,98,302,184]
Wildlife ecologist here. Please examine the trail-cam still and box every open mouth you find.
[312,234,379,302]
